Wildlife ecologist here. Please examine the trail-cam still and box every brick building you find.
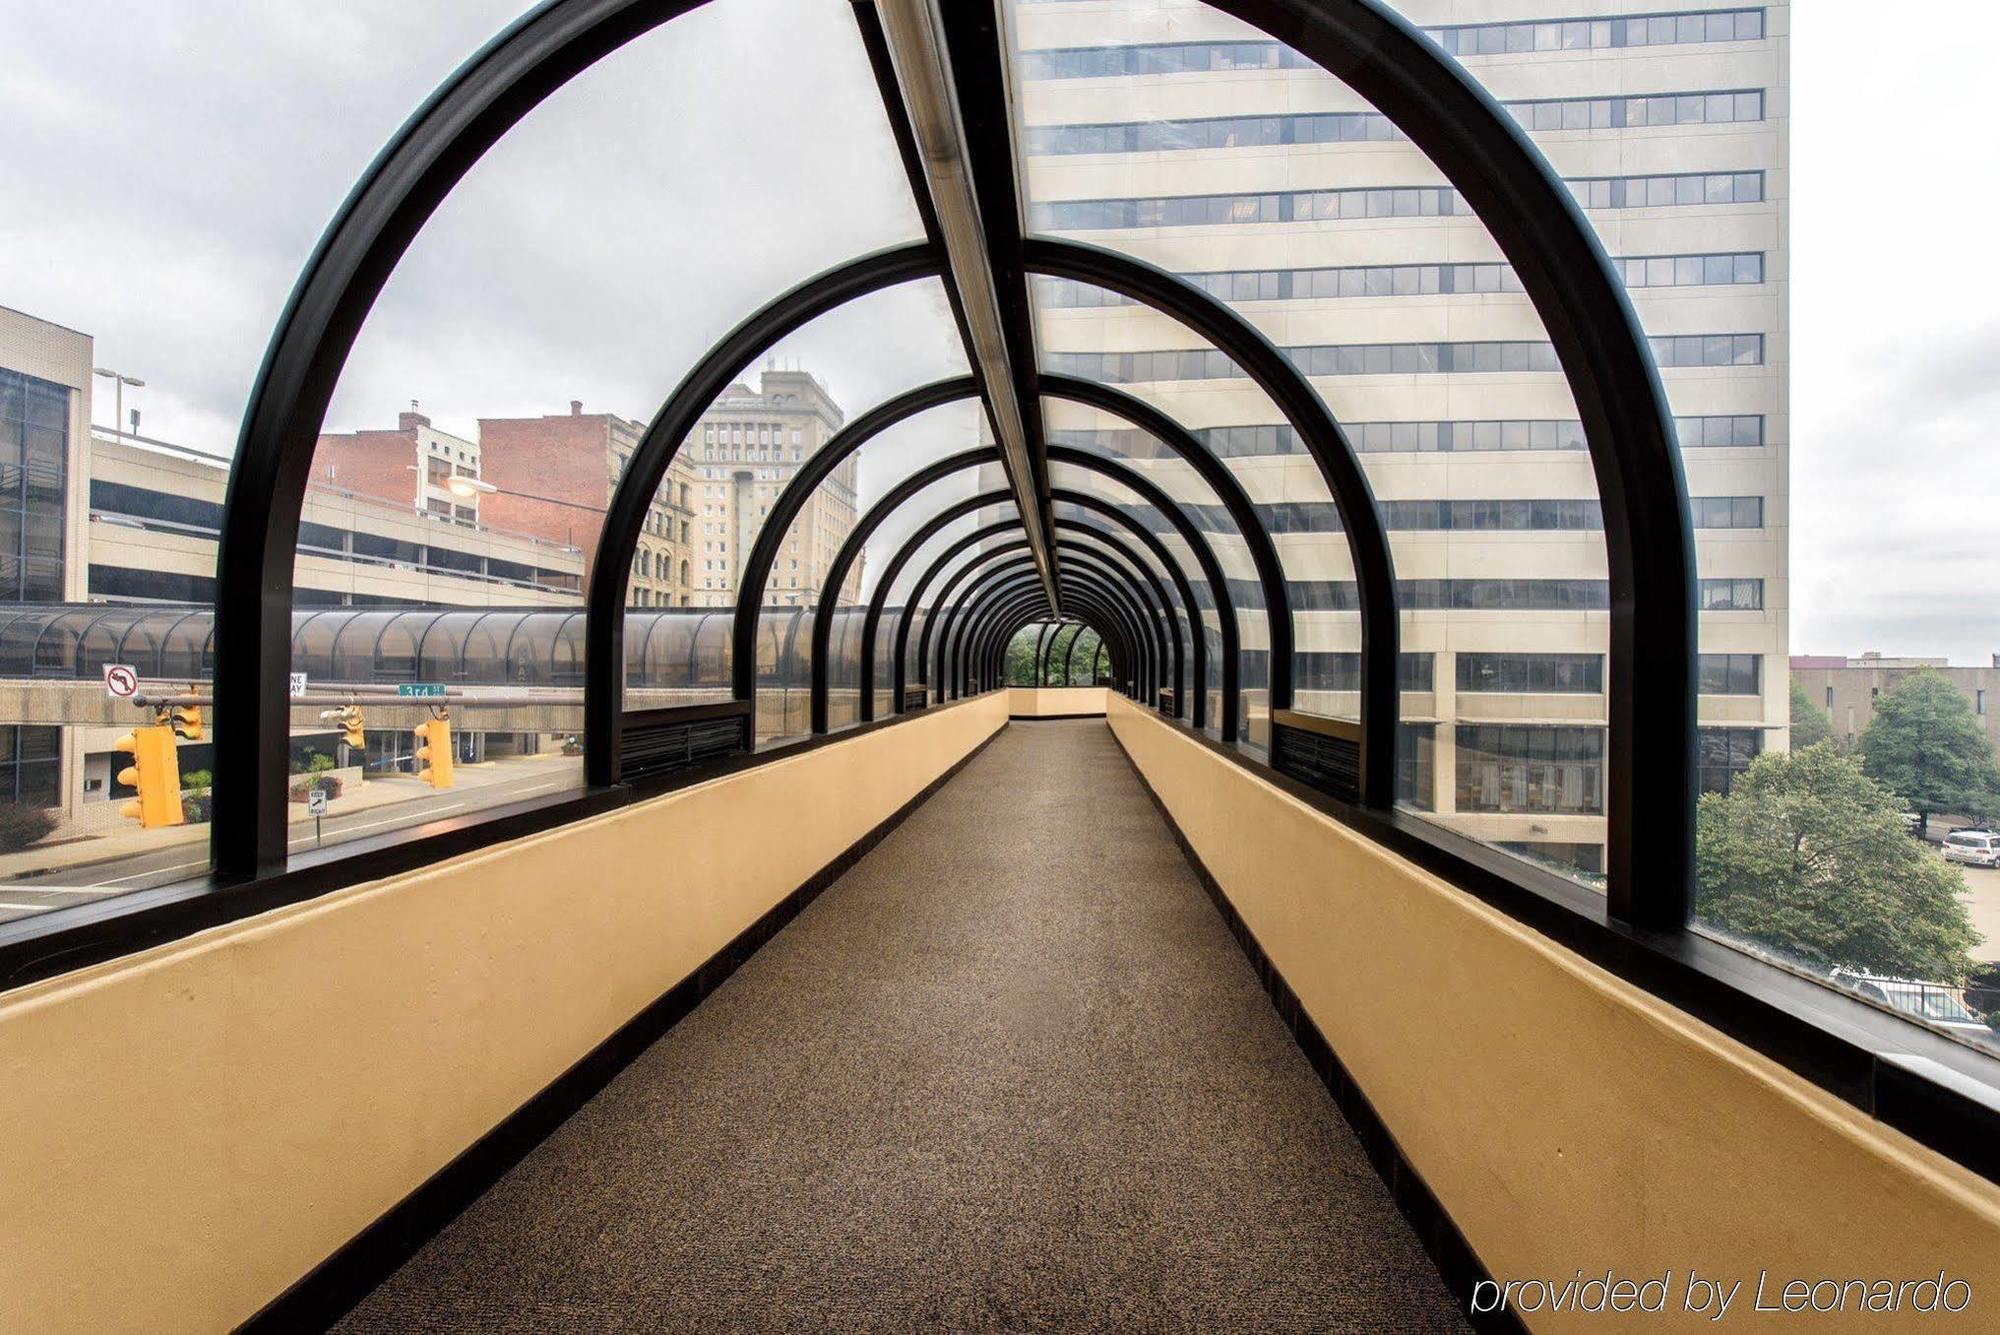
[477,401,698,607]
[314,404,482,528]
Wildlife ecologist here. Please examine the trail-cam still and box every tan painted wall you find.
[1107,694,2000,1331]
[0,691,1007,1333]
[1007,686,1108,718]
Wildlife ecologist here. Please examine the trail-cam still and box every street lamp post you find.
[92,367,145,444]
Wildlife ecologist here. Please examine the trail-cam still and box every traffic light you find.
[115,725,184,829]
[336,705,364,750]
[413,716,454,789]
[169,704,203,741]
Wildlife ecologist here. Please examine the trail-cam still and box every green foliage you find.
[307,751,336,776]
[1857,669,2000,831]
[1003,628,1040,686]
[1003,624,1098,686]
[1788,678,1832,749]
[0,802,56,853]
[180,768,213,795]
[1696,742,1978,982]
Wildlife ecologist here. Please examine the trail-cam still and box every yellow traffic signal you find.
[336,705,365,750]
[170,704,203,741]
[115,725,184,829]
[413,717,454,789]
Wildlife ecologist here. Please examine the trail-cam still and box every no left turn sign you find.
[103,664,138,699]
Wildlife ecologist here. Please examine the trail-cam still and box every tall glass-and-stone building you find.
[1013,1,1788,877]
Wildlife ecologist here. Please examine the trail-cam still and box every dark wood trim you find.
[1106,722,1521,1333]
[239,720,1009,1332]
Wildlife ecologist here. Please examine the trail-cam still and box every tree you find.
[1857,669,2000,836]
[1696,743,1979,982]
[1789,678,1832,749]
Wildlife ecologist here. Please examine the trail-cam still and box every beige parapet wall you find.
[0,691,1008,1333]
[1008,685,1108,717]
[1107,694,2000,1332]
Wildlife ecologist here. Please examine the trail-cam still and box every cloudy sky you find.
[1,2,1993,655]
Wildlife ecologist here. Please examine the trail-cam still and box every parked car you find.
[1831,970,1991,1037]
[1942,830,2000,867]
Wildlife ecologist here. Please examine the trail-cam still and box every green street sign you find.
[396,684,447,698]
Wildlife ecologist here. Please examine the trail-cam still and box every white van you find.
[1942,831,2000,867]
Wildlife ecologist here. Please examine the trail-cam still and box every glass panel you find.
[1045,396,1259,739]
[1011,0,1637,882]
[278,1,923,851]
[883,504,1023,710]
[795,399,984,735]
[622,283,971,741]
[1031,284,1346,752]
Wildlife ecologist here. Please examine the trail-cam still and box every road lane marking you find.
[98,860,208,886]
[288,803,467,845]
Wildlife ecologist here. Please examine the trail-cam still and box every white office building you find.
[1012,0,1788,878]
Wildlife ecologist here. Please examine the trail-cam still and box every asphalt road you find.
[0,763,583,927]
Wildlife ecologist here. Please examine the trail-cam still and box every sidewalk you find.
[0,753,582,883]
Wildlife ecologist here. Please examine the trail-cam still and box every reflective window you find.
[1030,173,1764,231]
[1025,90,1763,154]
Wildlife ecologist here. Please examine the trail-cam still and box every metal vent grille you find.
[622,712,749,784]
[1271,722,1360,803]
[902,686,928,712]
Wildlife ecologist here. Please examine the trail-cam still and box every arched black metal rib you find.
[1045,590,1134,695]
[947,558,1154,705]
[966,549,1167,704]
[585,242,946,783]
[1043,374,1291,719]
[941,559,1129,703]
[817,448,1229,734]
[808,446,998,732]
[879,513,1018,717]
[1062,623,1091,686]
[1046,448,1239,736]
[214,0,718,874]
[1050,510,1195,723]
[1025,236,1397,808]
[924,527,1168,719]
[972,582,1134,702]
[216,0,1690,928]
[731,375,978,704]
[913,537,1032,702]
[1205,0,1695,924]
[1032,622,1057,687]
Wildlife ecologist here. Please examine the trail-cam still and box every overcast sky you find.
[1,2,1993,656]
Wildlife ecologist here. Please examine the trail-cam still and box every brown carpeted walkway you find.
[339,719,1468,1332]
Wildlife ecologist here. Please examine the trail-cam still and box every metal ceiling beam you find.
[869,0,1057,610]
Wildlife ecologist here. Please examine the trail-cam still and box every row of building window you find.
[1292,651,1760,697]
[1420,720,1761,817]
[1054,414,1764,459]
[0,369,70,603]
[1045,333,1762,384]
[89,480,583,593]
[1456,724,1605,815]
[1028,171,1765,231]
[1235,496,1760,534]
[1016,11,1765,78]
[1229,577,1763,612]
[1037,252,1762,309]
[1106,485,1759,540]
[1024,90,1764,155]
